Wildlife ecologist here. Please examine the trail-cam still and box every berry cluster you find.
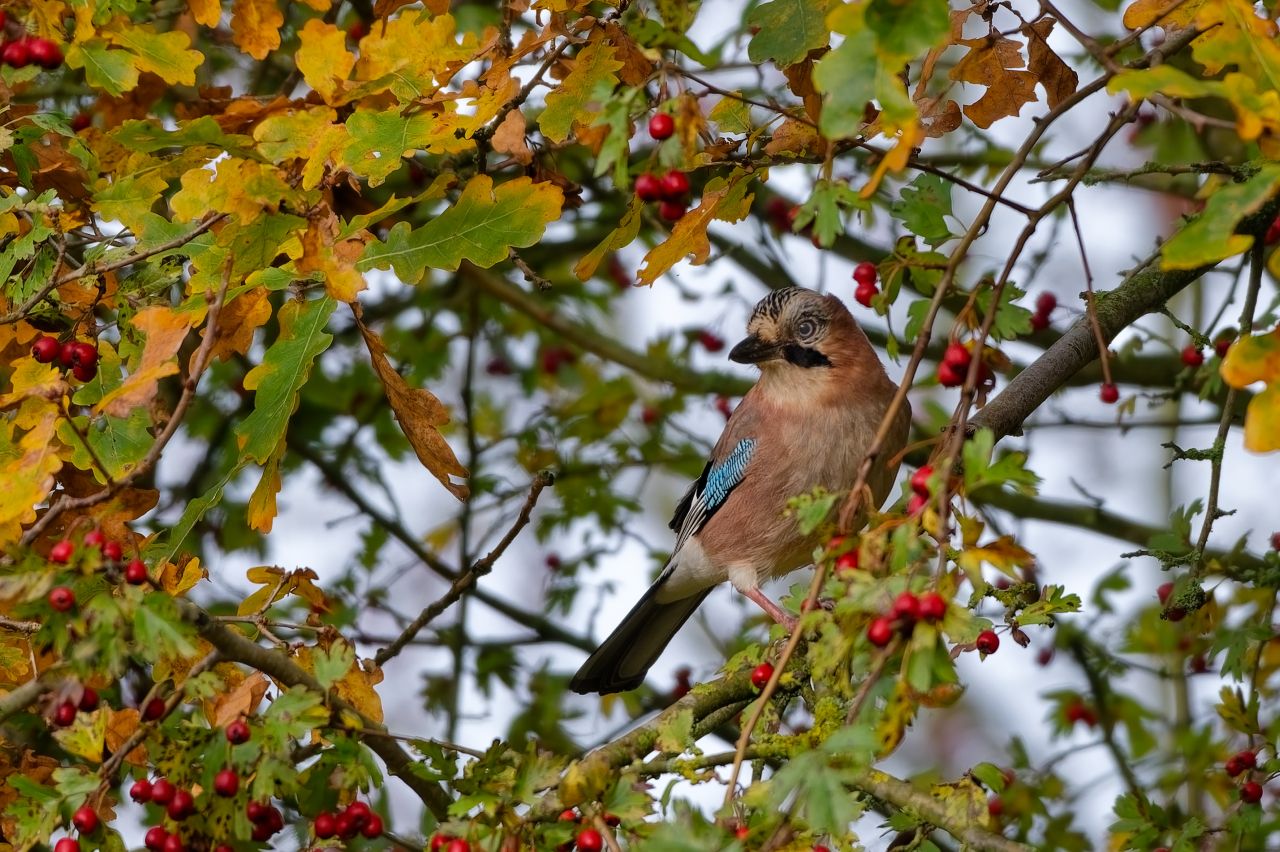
[635,169,691,222]
[852,262,878,307]
[32,335,100,382]
[48,530,149,590]
[1029,291,1056,332]
[1,11,64,71]
[828,535,859,574]
[431,833,473,851]
[907,464,934,516]
[131,775,219,850]
[554,808,618,851]
[50,682,101,727]
[936,341,993,389]
[865,590,949,648]
[313,800,383,840]
[1224,749,1265,805]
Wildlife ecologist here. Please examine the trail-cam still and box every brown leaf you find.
[764,118,822,157]
[206,286,271,362]
[950,34,1038,129]
[103,707,148,766]
[97,306,194,419]
[1025,18,1078,110]
[784,55,824,123]
[354,306,469,500]
[601,21,654,86]
[917,97,962,137]
[491,109,533,165]
[209,670,269,727]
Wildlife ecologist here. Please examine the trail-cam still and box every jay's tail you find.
[569,585,711,694]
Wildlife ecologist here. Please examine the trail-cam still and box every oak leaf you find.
[231,0,284,60]
[637,170,755,286]
[97,306,193,419]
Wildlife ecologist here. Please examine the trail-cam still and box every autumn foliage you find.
[3,0,1280,850]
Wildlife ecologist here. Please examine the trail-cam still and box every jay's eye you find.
[796,318,817,338]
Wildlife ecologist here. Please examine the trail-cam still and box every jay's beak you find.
[729,334,782,364]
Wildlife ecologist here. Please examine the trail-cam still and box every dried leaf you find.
[1025,18,1077,110]
[950,33,1037,129]
[491,108,533,165]
[209,670,269,727]
[97,306,194,419]
[637,170,755,285]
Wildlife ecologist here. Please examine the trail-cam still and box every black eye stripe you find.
[782,344,831,368]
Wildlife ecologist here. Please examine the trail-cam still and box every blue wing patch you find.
[669,438,756,550]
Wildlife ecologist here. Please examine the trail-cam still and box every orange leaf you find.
[230,0,284,60]
[206,286,271,362]
[188,0,222,27]
[637,170,754,285]
[297,207,369,303]
[103,707,148,766]
[354,307,469,500]
[246,450,281,532]
[208,670,269,727]
[97,306,194,419]
[950,33,1037,129]
[157,554,207,597]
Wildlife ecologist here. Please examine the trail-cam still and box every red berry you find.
[73,342,98,367]
[144,826,168,850]
[937,360,966,388]
[641,405,660,425]
[750,662,774,690]
[891,591,920,625]
[697,330,725,352]
[213,847,232,852]
[32,335,61,362]
[125,559,148,584]
[867,616,894,647]
[918,591,946,622]
[1164,604,1186,622]
[101,540,123,561]
[540,346,576,374]
[71,362,97,383]
[361,814,384,838]
[72,805,99,834]
[335,812,357,839]
[2,39,31,68]
[27,38,63,69]
[54,839,80,852]
[576,828,604,852]
[1226,755,1247,777]
[909,465,933,497]
[346,801,371,829]
[50,539,75,563]
[1267,214,1280,244]
[149,778,175,806]
[854,283,877,307]
[559,809,579,822]
[251,822,273,842]
[1099,383,1119,404]
[49,586,75,612]
[987,796,1003,817]
[1035,292,1057,315]
[78,687,99,712]
[166,789,194,820]
[1272,531,1280,551]
[485,356,512,375]
[70,112,92,131]
[431,838,452,852]
[315,813,337,838]
[1181,344,1204,367]
[942,342,971,368]
[660,169,690,199]
[853,261,877,287]
[648,113,675,140]
[142,697,166,721]
[1029,312,1049,332]
[1214,331,1235,358]
[445,841,471,852]
[83,530,106,549]
[635,173,663,202]
[604,813,621,826]
[130,779,153,803]
[545,554,562,572]
[58,341,78,367]
[1157,582,1174,605]
[347,20,369,40]
[976,630,1000,654]
[225,719,250,743]
[715,396,733,419]
[247,800,271,823]
[162,835,184,852]
[835,551,859,574]
[1235,749,1257,770]
[1241,780,1263,804]
[906,493,928,515]
[658,199,687,222]
[213,768,238,797]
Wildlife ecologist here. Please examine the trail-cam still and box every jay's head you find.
[730,287,866,373]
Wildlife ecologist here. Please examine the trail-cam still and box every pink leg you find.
[742,587,797,631]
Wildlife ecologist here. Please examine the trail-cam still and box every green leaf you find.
[312,642,355,690]
[235,297,337,464]
[68,42,139,96]
[108,25,203,85]
[343,109,455,187]
[708,94,753,134]
[1160,164,1280,270]
[746,0,834,67]
[866,0,950,57]
[977,280,1033,341]
[359,175,563,279]
[654,707,694,753]
[92,170,170,234]
[539,42,623,143]
[768,750,865,836]
[891,173,954,247]
[263,687,329,741]
[111,116,253,154]
[787,488,841,535]
[133,594,197,661]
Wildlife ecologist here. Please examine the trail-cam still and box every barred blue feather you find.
[670,438,756,550]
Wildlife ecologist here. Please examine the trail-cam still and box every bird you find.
[569,286,911,695]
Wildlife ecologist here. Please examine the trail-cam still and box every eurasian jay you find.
[570,286,910,694]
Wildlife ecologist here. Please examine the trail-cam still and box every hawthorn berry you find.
[1214,330,1236,358]
[102,540,123,561]
[635,173,662,202]
[853,261,877,288]
[149,778,176,806]
[362,814,385,838]
[641,405,660,425]
[162,835,184,852]
[1064,700,1097,727]
[909,465,933,497]
[225,718,251,743]
[70,112,92,132]
[27,37,63,69]
[49,586,75,612]
[715,396,733,419]
[559,809,578,822]
[658,200,687,222]
[540,346,576,374]
[697,330,725,352]
[1099,383,1119,404]
[867,616,894,647]
[1180,345,1204,368]
[1157,582,1173,606]
[937,360,966,388]
[431,837,453,851]
[891,591,920,625]
[142,697,166,721]
[445,840,471,852]
[906,493,928,515]
[976,629,999,654]
[750,662,774,690]
[348,20,369,40]
[78,687,99,712]
[346,801,372,829]
[214,768,238,796]
[213,846,232,852]
[73,342,98,368]
[32,335,61,363]
[125,559,149,584]
[854,283,877,307]
[1029,312,1050,332]
[485,356,512,376]
[918,591,946,622]
[71,362,98,383]
[545,554,562,572]
[72,805,99,834]
[59,341,78,368]
[143,826,168,851]
[576,828,604,852]
[1035,292,1057,315]
[167,789,195,820]
[1226,754,1247,777]
[53,699,77,726]
[1271,531,1280,551]
[315,813,337,838]
[648,113,675,140]
[1267,213,1280,244]
[335,812,357,839]
[660,169,690,199]
[50,539,75,563]
[1241,780,1263,804]
[54,839,80,852]
[1232,750,1256,771]
[84,530,106,549]
[2,39,31,68]
[130,778,153,803]
[942,342,971,368]
[835,551,859,574]
[246,800,271,823]
[987,796,1004,817]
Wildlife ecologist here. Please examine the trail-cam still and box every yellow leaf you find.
[230,0,283,60]
[354,307,469,500]
[254,106,340,164]
[207,669,269,727]
[246,450,281,533]
[206,286,271,362]
[1220,327,1280,388]
[52,708,108,762]
[239,566,330,615]
[188,0,222,28]
[296,19,355,104]
[96,306,193,419]
[874,678,915,757]
[637,170,755,285]
[102,707,148,766]
[1122,0,1206,29]
[297,206,369,302]
[1243,386,1280,453]
[157,554,206,597]
[957,535,1035,576]
[0,402,63,545]
[353,11,477,101]
[861,121,922,197]
[574,196,643,281]
[0,359,70,410]
[170,158,298,223]
[540,42,623,143]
